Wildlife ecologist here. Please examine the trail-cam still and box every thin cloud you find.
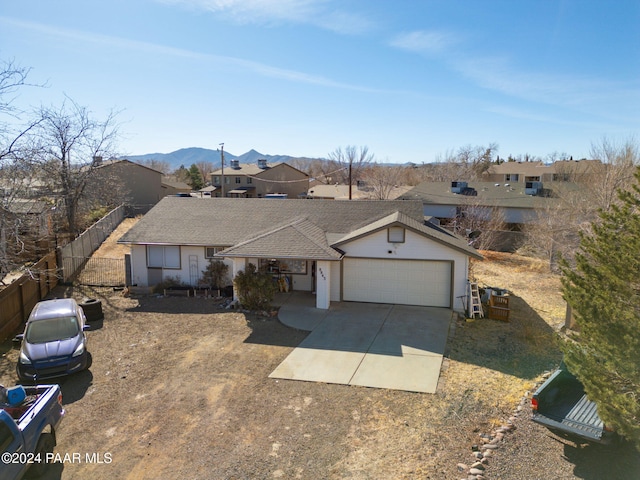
[389,27,639,117]
[0,16,383,93]
[157,0,374,35]
[454,55,638,111]
[390,30,460,55]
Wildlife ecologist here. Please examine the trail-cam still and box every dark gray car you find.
[16,298,91,383]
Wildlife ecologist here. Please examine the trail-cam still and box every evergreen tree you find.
[188,164,204,190]
[561,166,640,448]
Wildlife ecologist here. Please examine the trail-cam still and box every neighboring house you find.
[161,177,192,197]
[483,159,603,184]
[118,197,482,311]
[400,180,571,226]
[210,159,309,198]
[89,159,164,211]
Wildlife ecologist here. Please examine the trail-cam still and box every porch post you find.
[231,257,246,302]
[315,260,331,309]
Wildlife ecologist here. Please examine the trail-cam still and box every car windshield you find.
[26,316,80,343]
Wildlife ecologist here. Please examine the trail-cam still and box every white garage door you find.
[343,258,451,307]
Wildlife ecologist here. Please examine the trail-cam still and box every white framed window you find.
[147,245,181,268]
[388,227,405,243]
[205,246,225,258]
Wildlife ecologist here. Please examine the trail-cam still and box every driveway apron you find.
[271,296,453,393]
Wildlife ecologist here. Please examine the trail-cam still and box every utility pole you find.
[348,160,352,200]
[219,143,225,198]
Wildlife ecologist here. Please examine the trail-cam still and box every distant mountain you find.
[123,147,324,171]
[124,147,233,169]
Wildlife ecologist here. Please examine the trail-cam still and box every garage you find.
[342,258,452,307]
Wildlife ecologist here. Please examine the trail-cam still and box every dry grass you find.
[0,231,575,479]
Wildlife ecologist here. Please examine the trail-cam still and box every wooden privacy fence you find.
[58,205,125,284]
[0,252,58,342]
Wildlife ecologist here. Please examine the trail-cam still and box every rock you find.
[482,443,498,450]
[470,461,485,470]
[469,468,485,475]
[483,450,493,457]
[495,432,505,440]
[473,451,483,459]
[471,444,479,451]
[480,457,489,465]
[457,463,468,472]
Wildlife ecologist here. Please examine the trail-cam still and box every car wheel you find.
[85,351,93,370]
[80,298,103,322]
[26,432,54,478]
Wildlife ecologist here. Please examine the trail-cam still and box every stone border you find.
[456,371,553,479]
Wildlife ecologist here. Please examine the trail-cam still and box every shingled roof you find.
[118,197,424,246]
[399,181,575,209]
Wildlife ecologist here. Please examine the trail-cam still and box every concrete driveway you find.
[270,293,454,393]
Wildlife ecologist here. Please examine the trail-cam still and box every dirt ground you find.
[1,224,639,479]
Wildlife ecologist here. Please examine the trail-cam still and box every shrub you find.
[201,259,229,295]
[233,263,277,310]
[152,275,187,294]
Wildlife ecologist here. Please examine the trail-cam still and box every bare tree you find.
[327,145,374,199]
[586,137,639,212]
[0,59,46,280]
[360,164,404,199]
[29,97,121,235]
[520,193,586,271]
[432,143,499,181]
[138,158,171,174]
[195,161,214,185]
[451,201,508,251]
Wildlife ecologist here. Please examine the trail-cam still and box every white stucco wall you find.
[337,228,472,310]
[129,245,234,287]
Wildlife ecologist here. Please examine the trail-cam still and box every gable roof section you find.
[218,217,342,260]
[333,211,483,259]
[118,197,425,247]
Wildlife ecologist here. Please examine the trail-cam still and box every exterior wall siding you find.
[338,228,470,310]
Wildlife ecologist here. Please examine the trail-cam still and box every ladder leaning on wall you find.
[469,282,484,318]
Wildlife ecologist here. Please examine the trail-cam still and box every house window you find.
[205,246,225,258]
[224,177,230,184]
[235,177,241,184]
[388,227,405,243]
[247,177,252,184]
[505,174,519,181]
[213,176,220,185]
[147,245,180,269]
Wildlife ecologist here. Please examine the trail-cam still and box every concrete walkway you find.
[270,293,454,393]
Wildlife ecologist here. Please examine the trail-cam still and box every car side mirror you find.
[83,324,91,331]
[12,334,23,348]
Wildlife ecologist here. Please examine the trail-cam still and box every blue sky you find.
[1,0,638,163]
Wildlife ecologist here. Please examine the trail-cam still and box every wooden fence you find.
[0,205,127,342]
[0,252,58,342]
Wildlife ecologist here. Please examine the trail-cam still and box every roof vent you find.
[525,181,543,196]
[257,159,268,169]
[230,159,240,169]
[451,181,468,194]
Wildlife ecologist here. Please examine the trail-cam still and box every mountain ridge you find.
[124,147,323,170]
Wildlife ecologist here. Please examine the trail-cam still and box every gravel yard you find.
[0,221,638,479]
